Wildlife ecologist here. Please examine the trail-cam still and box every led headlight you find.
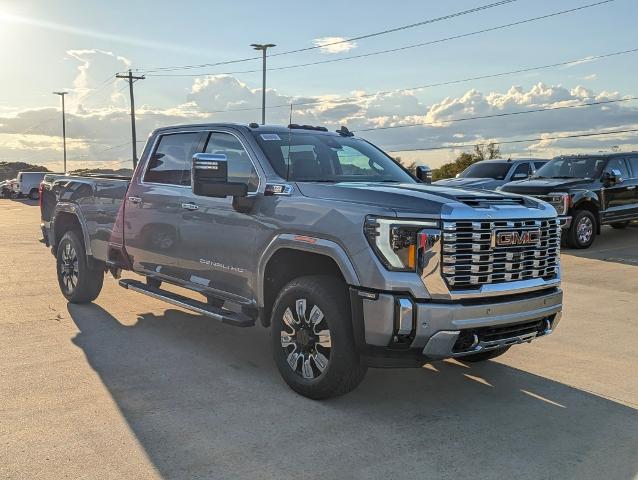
[364,217,439,271]
[544,192,570,216]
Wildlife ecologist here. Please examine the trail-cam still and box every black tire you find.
[460,346,511,363]
[610,221,630,229]
[566,209,597,249]
[271,275,367,399]
[28,188,39,200]
[56,230,104,303]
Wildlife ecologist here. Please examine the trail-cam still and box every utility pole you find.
[250,43,276,125]
[53,91,68,173]
[116,70,145,169]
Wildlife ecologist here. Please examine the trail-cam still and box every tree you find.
[431,142,501,181]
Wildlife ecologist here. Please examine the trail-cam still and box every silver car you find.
[434,158,548,190]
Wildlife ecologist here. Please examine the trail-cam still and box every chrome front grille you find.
[441,219,560,289]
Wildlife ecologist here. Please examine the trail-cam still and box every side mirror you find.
[191,153,248,198]
[512,173,529,180]
[415,165,432,184]
[603,168,623,186]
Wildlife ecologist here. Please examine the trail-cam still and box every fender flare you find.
[256,234,360,307]
[51,202,93,256]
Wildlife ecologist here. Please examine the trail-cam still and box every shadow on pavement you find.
[68,303,638,480]
[561,223,638,266]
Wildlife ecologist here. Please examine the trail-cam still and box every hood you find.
[295,181,545,217]
[501,177,596,195]
[433,177,503,190]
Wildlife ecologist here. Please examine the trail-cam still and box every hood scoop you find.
[454,195,528,208]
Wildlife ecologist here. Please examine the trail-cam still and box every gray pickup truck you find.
[42,123,563,399]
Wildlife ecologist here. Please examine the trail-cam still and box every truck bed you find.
[44,175,130,262]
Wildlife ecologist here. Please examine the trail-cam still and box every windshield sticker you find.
[261,133,281,141]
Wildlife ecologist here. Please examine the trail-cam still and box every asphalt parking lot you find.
[1,199,637,480]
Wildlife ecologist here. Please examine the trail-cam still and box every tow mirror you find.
[415,165,432,184]
[603,168,623,186]
[192,153,247,198]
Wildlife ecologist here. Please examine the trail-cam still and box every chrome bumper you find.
[360,287,563,361]
[558,216,572,229]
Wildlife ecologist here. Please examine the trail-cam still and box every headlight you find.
[544,192,570,216]
[364,217,439,271]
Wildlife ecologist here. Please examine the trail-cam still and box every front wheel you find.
[566,210,597,249]
[56,230,104,303]
[271,275,367,399]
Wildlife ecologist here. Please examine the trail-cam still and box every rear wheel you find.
[28,188,39,200]
[56,230,104,303]
[566,210,596,249]
[610,221,630,229]
[271,275,367,399]
[460,346,511,363]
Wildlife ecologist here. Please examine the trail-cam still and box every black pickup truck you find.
[501,152,638,248]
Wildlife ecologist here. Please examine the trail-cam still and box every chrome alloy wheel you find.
[576,216,594,244]
[59,241,79,293]
[280,299,332,380]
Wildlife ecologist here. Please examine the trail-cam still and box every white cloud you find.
[312,37,357,54]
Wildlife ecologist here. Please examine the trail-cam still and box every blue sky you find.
[1,0,637,170]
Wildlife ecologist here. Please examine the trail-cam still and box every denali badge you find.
[493,229,541,247]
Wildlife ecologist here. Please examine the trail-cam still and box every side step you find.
[119,279,255,327]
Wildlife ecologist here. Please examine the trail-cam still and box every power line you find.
[356,96,638,132]
[138,0,521,73]
[146,0,615,77]
[385,128,638,153]
[135,47,638,116]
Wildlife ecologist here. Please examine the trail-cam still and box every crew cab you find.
[500,152,638,248]
[434,158,548,190]
[42,123,564,399]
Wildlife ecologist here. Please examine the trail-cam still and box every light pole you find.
[250,43,276,125]
[53,91,68,173]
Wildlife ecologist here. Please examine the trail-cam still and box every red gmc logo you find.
[494,229,541,247]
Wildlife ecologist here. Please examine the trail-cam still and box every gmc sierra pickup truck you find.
[42,123,563,399]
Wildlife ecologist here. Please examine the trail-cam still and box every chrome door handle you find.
[627,185,636,190]
[128,196,142,204]
[181,202,199,210]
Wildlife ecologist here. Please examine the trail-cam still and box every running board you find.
[118,279,255,327]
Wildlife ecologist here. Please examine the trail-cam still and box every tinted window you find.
[512,163,531,178]
[627,156,638,178]
[144,133,201,185]
[605,157,630,178]
[252,131,413,183]
[535,157,605,179]
[203,132,259,192]
[534,161,547,170]
[460,162,510,180]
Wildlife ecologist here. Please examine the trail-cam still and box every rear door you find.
[124,131,205,279]
[601,157,634,223]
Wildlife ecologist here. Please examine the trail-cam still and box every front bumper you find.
[351,287,562,367]
[558,216,572,229]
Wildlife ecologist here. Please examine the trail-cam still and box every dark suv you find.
[500,152,638,248]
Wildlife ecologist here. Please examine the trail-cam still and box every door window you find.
[626,156,638,179]
[144,132,201,185]
[203,132,259,192]
[512,162,531,179]
[534,161,547,171]
[605,157,630,178]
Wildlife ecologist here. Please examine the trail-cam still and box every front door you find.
[124,131,204,279]
[601,157,635,223]
[177,130,262,302]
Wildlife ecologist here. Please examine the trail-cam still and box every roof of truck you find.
[152,123,349,137]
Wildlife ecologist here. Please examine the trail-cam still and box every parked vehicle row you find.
[1,171,56,199]
[434,158,549,190]
[41,122,563,399]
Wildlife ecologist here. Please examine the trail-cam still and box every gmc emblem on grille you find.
[493,229,541,247]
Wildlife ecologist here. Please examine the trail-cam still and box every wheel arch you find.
[51,203,93,256]
[257,235,360,327]
[571,196,601,234]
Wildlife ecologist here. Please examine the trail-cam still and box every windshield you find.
[459,162,510,180]
[534,157,605,179]
[252,131,415,183]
